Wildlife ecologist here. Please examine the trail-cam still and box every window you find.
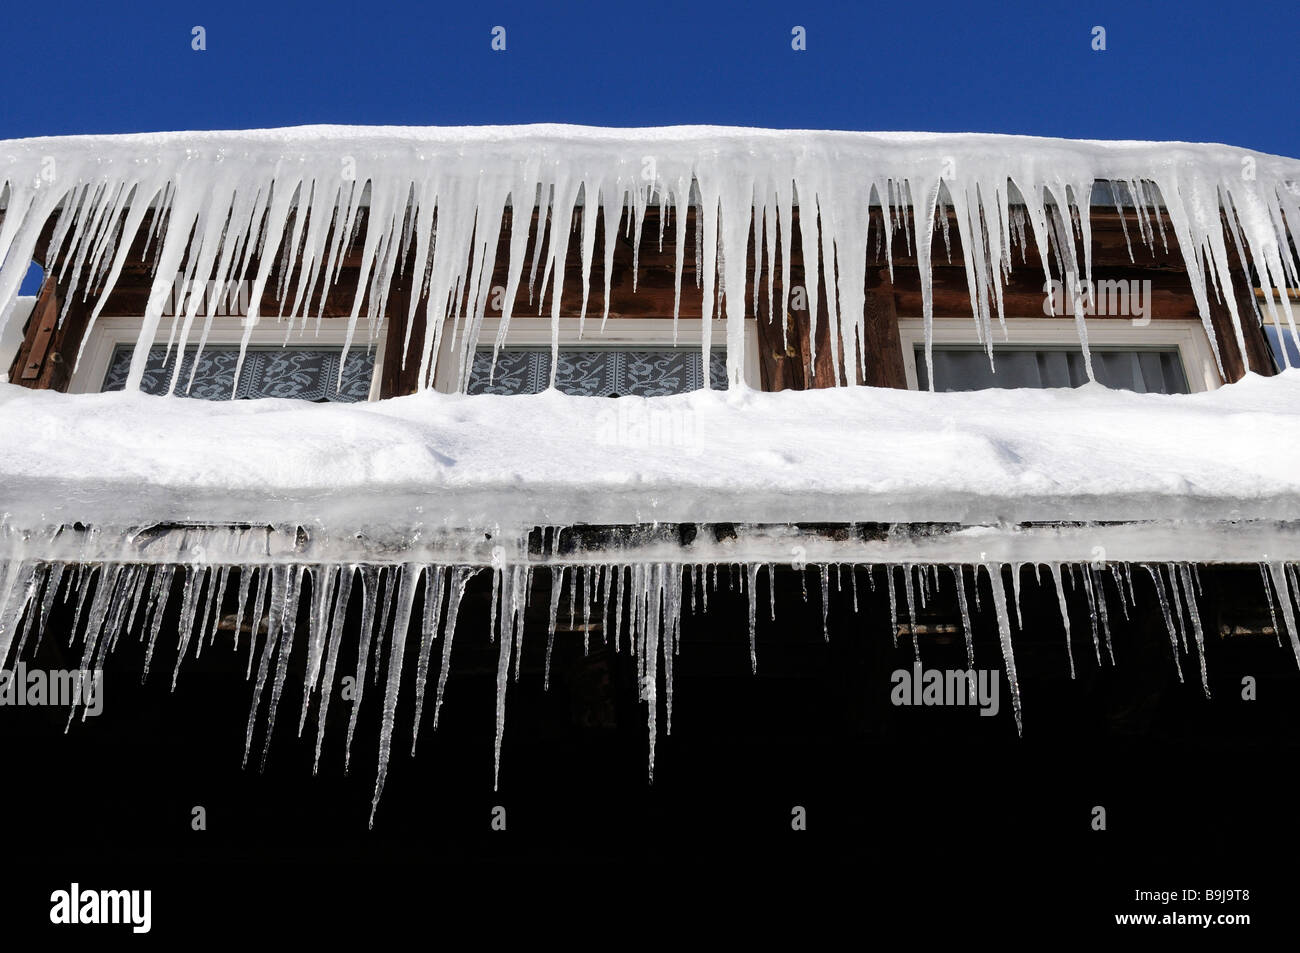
[916,345,1189,394]
[1264,324,1300,371]
[468,347,727,396]
[434,317,758,394]
[70,315,385,401]
[101,344,375,401]
[897,318,1220,393]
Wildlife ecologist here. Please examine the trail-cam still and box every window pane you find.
[916,346,1189,394]
[1265,325,1300,371]
[467,348,729,396]
[102,345,375,401]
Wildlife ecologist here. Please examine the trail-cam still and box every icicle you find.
[372,568,396,685]
[205,565,230,650]
[0,562,36,671]
[32,562,67,655]
[951,565,975,670]
[1048,564,1076,679]
[818,564,830,643]
[260,564,303,769]
[645,564,665,780]
[1165,562,1189,656]
[664,565,682,734]
[581,565,591,654]
[1110,564,1131,622]
[601,564,613,642]
[901,564,919,661]
[432,568,477,731]
[767,563,777,621]
[243,565,287,768]
[95,565,138,672]
[886,566,900,648]
[514,565,532,682]
[1074,564,1102,665]
[245,567,269,679]
[1177,564,1210,697]
[1267,563,1300,669]
[567,559,577,628]
[1145,564,1184,682]
[1089,566,1115,665]
[371,563,421,824]
[299,565,337,732]
[982,564,1023,735]
[1009,563,1023,631]
[544,566,564,690]
[314,566,355,772]
[142,565,176,680]
[746,563,759,673]
[1261,563,1281,642]
[69,566,95,648]
[12,563,50,663]
[344,566,380,772]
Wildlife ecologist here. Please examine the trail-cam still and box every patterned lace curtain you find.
[468,349,729,396]
[102,346,375,401]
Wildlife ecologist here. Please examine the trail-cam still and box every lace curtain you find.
[102,345,375,401]
[468,348,729,396]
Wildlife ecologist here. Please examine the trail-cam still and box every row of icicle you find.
[2,128,1300,396]
[1,556,1299,824]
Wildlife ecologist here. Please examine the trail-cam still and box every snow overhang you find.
[2,370,1299,563]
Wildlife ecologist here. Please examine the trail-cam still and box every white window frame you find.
[895,317,1221,393]
[430,316,760,393]
[68,314,388,401]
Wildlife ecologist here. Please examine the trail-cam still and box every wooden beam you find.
[862,270,907,388]
[9,280,62,387]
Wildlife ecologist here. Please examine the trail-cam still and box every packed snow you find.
[1,370,1299,531]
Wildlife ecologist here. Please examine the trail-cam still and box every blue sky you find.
[6,0,1297,293]
[3,0,1295,153]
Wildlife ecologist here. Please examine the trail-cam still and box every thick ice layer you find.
[2,124,1300,393]
[2,370,1300,530]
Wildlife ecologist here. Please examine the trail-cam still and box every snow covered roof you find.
[1,125,1299,558]
[3,124,1300,394]
[2,368,1299,558]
